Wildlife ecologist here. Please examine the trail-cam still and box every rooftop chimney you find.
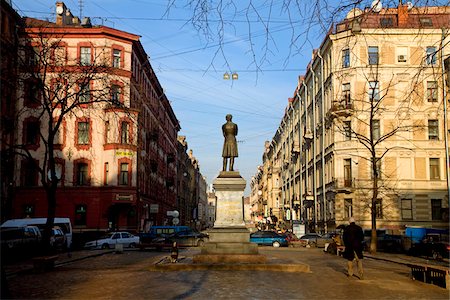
[55,2,75,26]
[397,4,409,27]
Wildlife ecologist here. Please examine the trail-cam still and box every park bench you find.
[32,255,58,272]
[408,263,449,289]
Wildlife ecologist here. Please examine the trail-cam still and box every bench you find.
[408,263,449,289]
[32,255,58,272]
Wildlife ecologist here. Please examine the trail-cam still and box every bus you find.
[1,217,73,248]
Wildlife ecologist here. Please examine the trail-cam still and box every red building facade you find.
[9,2,180,245]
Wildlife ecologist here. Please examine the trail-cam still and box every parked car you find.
[250,231,288,247]
[1,225,42,255]
[283,232,299,243]
[163,230,209,247]
[299,233,334,248]
[84,232,140,250]
[50,226,67,250]
[139,226,193,242]
[409,233,450,260]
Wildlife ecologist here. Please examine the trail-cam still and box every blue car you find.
[250,231,288,247]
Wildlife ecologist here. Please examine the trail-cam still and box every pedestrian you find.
[170,242,178,263]
[343,217,364,279]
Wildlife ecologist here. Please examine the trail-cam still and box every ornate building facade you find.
[252,4,449,234]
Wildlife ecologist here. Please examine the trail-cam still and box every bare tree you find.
[166,0,446,72]
[332,37,448,252]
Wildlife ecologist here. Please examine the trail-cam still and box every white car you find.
[84,232,140,250]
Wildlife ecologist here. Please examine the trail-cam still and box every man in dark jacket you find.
[343,217,364,279]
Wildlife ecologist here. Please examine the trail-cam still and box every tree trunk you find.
[370,159,379,254]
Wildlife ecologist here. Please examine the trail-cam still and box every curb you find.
[148,262,311,272]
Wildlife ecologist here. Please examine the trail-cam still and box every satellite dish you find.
[56,6,64,15]
[172,218,179,225]
[346,8,363,19]
[371,0,382,13]
[407,2,413,10]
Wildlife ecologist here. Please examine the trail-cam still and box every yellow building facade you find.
[252,4,450,234]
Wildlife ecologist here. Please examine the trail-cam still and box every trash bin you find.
[115,243,123,254]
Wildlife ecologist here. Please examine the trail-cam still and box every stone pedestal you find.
[193,171,266,264]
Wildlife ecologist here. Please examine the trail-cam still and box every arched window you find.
[74,204,87,226]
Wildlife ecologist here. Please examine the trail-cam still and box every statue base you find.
[194,171,265,264]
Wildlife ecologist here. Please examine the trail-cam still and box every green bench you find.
[409,263,449,289]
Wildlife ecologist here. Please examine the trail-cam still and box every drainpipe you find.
[441,28,450,203]
[310,66,318,233]
[297,80,302,222]
[317,51,327,232]
[302,81,309,226]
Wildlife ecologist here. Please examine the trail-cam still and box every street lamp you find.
[223,72,238,80]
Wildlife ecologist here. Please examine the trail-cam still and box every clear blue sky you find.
[16,0,431,194]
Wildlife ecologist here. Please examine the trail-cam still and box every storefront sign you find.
[115,194,133,201]
[116,151,134,156]
[150,204,159,213]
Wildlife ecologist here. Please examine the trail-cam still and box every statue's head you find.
[226,114,232,121]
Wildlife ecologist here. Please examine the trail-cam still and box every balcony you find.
[329,102,354,118]
[291,141,300,154]
[333,177,354,193]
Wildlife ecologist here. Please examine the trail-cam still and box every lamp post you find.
[223,72,238,80]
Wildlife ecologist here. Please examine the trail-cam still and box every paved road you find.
[4,247,449,299]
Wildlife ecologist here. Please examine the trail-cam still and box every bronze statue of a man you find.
[222,114,238,172]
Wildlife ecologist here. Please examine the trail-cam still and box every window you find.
[368,46,379,65]
[23,204,35,217]
[104,121,110,144]
[419,18,433,27]
[80,47,91,65]
[113,49,121,68]
[344,159,352,187]
[344,198,353,219]
[53,46,66,66]
[375,198,383,218]
[427,81,437,102]
[371,157,382,179]
[342,83,351,106]
[372,119,380,140]
[77,122,89,145]
[429,158,440,180]
[431,199,442,220]
[111,85,121,105]
[79,82,90,103]
[121,122,130,144]
[25,79,41,106]
[119,163,129,185]
[401,198,412,220]
[428,120,439,140]
[380,17,394,28]
[342,49,350,68]
[28,46,40,66]
[104,162,109,185]
[24,119,40,146]
[51,79,68,103]
[76,162,89,185]
[21,159,38,186]
[74,204,87,226]
[426,47,436,65]
[53,121,63,146]
[343,121,351,141]
[368,81,380,101]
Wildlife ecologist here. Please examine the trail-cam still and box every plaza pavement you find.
[3,247,450,299]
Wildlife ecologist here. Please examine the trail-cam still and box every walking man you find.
[343,217,364,279]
